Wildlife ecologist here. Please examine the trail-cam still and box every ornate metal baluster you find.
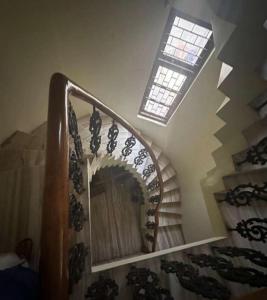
[237,136,267,166]
[134,148,148,167]
[85,276,119,299]
[147,178,160,192]
[228,217,267,243]
[143,164,156,180]
[126,266,174,300]
[146,208,156,216]
[69,194,85,232]
[68,101,78,138]
[69,150,84,194]
[161,260,230,300]
[145,221,156,229]
[68,101,84,160]
[121,135,136,159]
[219,182,267,206]
[188,253,267,288]
[149,195,160,204]
[145,233,155,243]
[212,246,267,268]
[89,106,102,155]
[107,120,119,155]
[69,243,88,293]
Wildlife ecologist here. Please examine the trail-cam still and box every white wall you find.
[0,0,231,242]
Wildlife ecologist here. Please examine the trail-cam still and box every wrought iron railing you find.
[40,73,164,299]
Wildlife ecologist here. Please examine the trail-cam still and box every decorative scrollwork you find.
[146,208,156,216]
[188,253,267,288]
[68,101,78,138]
[68,102,84,160]
[69,150,84,194]
[126,267,173,300]
[69,194,85,232]
[228,217,267,243]
[107,120,119,155]
[89,106,102,155]
[145,221,156,229]
[219,182,267,206]
[147,179,160,192]
[161,260,230,300]
[85,276,119,299]
[237,136,267,166]
[212,246,267,268]
[134,148,148,167]
[145,233,154,243]
[149,195,160,204]
[143,164,156,180]
[121,135,136,158]
[69,243,88,293]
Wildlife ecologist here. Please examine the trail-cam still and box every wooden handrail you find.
[40,73,164,299]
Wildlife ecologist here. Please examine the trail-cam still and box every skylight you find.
[138,9,214,124]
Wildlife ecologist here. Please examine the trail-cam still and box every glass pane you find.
[149,85,177,106]
[154,66,187,92]
[178,18,194,31]
[192,24,210,37]
[163,14,212,66]
[144,100,169,118]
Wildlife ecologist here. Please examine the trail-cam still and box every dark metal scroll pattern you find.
[212,246,267,268]
[237,136,267,166]
[147,178,160,192]
[219,182,267,206]
[85,276,119,300]
[134,148,148,167]
[121,135,136,159]
[69,150,84,194]
[228,218,267,243]
[145,233,155,243]
[161,260,230,300]
[146,208,156,216]
[149,195,160,204]
[69,243,88,293]
[68,102,84,161]
[107,120,119,155]
[126,266,174,300]
[188,253,267,288]
[69,194,85,232]
[146,221,156,229]
[89,106,102,155]
[143,164,156,180]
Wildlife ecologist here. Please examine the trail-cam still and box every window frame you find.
[138,9,214,125]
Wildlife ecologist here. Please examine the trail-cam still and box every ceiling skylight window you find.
[138,9,214,124]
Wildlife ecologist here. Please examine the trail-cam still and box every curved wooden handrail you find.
[40,73,163,299]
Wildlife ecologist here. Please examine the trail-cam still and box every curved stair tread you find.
[158,204,181,214]
[0,149,45,171]
[156,225,184,250]
[242,116,267,146]
[222,168,267,190]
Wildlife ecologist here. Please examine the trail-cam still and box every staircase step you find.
[151,144,162,159]
[232,139,267,172]
[222,168,267,190]
[161,189,180,203]
[243,117,267,146]
[161,165,176,183]
[159,202,181,214]
[249,88,267,119]
[158,213,182,227]
[157,155,170,171]
[1,131,45,150]
[156,225,184,250]
[0,149,45,171]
